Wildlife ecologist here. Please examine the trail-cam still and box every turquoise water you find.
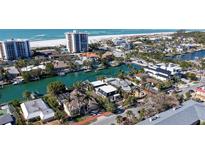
[0,29,183,41]
[0,64,141,104]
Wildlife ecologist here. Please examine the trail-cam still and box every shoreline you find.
[0,63,137,104]
[30,32,175,48]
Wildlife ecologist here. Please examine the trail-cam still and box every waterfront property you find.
[144,63,182,81]
[0,64,140,104]
[96,85,120,102]
[104,77,135,93]
[138,100,205,125]
[21,64,46,72]
[90,80,106,89]
[65,30,88,53]
[20,98,55,121]
[62,89,100,117]
[0,39,31,60]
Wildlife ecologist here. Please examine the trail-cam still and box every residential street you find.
[178,78,205,95]
[91,107,141,125]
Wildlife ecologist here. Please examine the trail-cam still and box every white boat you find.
[13,80,22,85]
[58,72,66,76]
[84,69,92,72]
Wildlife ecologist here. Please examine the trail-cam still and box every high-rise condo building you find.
[0,39,31,60]
[65,30,88,53]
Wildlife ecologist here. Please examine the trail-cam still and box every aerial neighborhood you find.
[1,29,205,125]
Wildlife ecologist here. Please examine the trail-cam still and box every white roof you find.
[21,99,54,120]
[65,30,88,35]
[99,85,117,93]
[91,80,105,87]
[2,39,29,42]
[5,66,19,75]
[21,65,46,72]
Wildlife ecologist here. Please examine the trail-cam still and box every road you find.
[90,107,140,125]
[178,78,205,95]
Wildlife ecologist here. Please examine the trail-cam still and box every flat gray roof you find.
[0,114,14,125]
[138,100,205,125]
[91,80,105,87]
[98,85,117,94]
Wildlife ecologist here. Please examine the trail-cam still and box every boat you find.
[96,67,104,71]
[58,72,66,76]
[12,80,23,85]
[84,69,92,73]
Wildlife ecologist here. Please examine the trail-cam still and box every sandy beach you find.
[30,32,174,48]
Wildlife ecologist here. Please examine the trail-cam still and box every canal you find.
[0,64,141,104]
[167,50,205,61]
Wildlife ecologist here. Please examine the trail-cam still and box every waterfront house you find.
[105,77,134,93]
[53,60,68,72]
[56,92,70,106]
[138,100,205,125]
[96,85,120,102]
[90,80,106,89]
[21,65,46,72]
[5,66,20,78]
[144,63,182,81]
[63,89,100,117]
[20,98,55,121]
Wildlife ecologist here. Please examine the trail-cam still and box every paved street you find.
[178,78,205,95]
[90,107,140,125]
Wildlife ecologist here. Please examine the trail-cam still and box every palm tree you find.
[126,110,134,120]
[97,76,106,81]
[116,115,123,125]
[73,81,82,90]
[23,91,31,100]
[139,108,146,121]
[117,70,126,79]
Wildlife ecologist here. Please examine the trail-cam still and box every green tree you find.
[185,91,191,99]
[73,81,82,90]
[10,100,20,108]
[126,110,134,119]
[43,95,59,109]
[186,72,197,81]
[47,81,66,95]
[22,72,31,82]
[139,108,145,121]
[83,60,92,68]
[23,91,31,100]
[0,68,9,81]
[45,63,55,75]
[98,97,116,112]
[105,40,114,47]
[116,115,123,124]
[117,70,126,79]
[123,96,136,108]
[15,59,27,68]
[97,76,106,81]
[30,69,41,78]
